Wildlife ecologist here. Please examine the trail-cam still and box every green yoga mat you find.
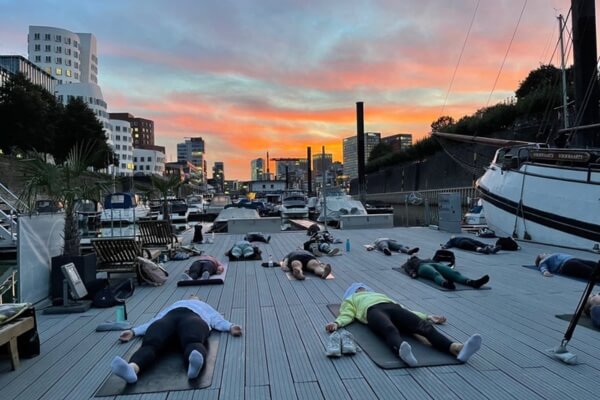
[326,304,462,369]
[95,334,219,396]
[555,314,599,331]
[392,268,491,291]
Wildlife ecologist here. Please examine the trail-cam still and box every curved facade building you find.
[27,26,97,85]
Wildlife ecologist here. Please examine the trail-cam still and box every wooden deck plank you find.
[294,381,325,400]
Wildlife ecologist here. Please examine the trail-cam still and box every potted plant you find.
[19,141,111,300]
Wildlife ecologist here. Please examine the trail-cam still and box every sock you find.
[187,350,204,379]
[111,356,138,383]
[399,342,418,367]
[469,275,490,288]
[457,334,482,362]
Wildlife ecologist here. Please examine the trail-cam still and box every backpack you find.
[433,249,455,267]
[137,257,169,286]
[92,286,124,308]
[496,237,520,251]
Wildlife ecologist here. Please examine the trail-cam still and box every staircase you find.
[0,181,26,251]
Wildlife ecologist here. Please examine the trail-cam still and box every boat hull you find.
[477,161,600,250]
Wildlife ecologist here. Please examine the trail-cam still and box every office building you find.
[381,133,412,152]
[213,161,224,193]
[0,55,55,93]
[343,132,381,179]
[251,158,265,181]
[312,153,333,173]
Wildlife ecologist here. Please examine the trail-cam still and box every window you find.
[55,46,62,53]
[66,59,71,66]
[74,72,79,79]
[56,57,62,64]
[45,45,51,52]
[121,163,126,169]
[55,68,62,75]
[35,56,41,62]
[148,157,152,162]
[34,44,40,51]
[44,33,51,41]
[116,145,121,150]
[74,62,79,69]
[55,35,61,42]
[65,69,71,77]
[65,49,71,55]
[140,157,145,162]
[34,33,40,40]
[65,37,71,44]
[133,157,137,162]
[74,40,78,48]
[115,127,121,132]
[45,56,51,63]
[146,165,150,170]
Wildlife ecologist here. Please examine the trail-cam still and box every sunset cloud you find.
[0,0,576,179]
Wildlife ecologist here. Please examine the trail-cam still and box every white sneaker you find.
[325,331,342,357]
[340,330,357,355]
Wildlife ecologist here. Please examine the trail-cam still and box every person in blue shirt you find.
[110,295,242,384]
[534,253,596,279]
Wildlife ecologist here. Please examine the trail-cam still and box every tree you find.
[54,97,114,168]
[148,175,183,222]
[0,73,61,155]
[19,141,111,256]
[431,116,455,132]
[515,65,566,100]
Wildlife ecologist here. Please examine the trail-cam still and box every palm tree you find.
[148,174,183,222]
[19,141,111,257]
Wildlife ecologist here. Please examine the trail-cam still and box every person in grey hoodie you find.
[110,295,242,383]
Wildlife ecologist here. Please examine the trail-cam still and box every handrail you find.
[0,270,17,304]
[0,181,29,213]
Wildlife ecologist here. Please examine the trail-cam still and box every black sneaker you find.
[469,275,490,288]
[407,247,420,255]
[383,248,392,256]
[491,245,501,254]
[441,280,456,290]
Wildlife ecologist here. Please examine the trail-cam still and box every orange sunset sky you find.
[0,0,578,180]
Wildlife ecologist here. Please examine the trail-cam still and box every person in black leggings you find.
[442,236,500,254]
[535,253,597,279]
[325,283,482,366]
[184,255,225,280]
[281,249,332,280]
[111,295,242,383]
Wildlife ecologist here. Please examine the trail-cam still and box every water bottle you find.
[268,255,274,267]
[345,238,351,252]
[115,305,126,322]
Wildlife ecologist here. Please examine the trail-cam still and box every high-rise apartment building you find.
[177,137,205,182]
[343,132,381,179]
[250,158,264,181]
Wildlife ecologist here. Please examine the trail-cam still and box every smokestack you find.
[572,0,600,146]
[356,102,366,202]
[307,147,312,196]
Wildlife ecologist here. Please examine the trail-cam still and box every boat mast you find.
[558,14,569,129]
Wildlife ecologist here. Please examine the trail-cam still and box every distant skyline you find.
[0,0,575,180]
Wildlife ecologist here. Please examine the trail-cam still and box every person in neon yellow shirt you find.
[325,283,482,366]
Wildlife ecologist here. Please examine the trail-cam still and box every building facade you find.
[343,132,381,179]
[0,55,56,93]
[133,148,165,176]
[381,133,412,152]
[108,118,134,176]
[110,113,155,148]
[212,161,224,193]
[312,153,333,172]
[250,158,265,181]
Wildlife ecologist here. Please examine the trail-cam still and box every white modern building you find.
[27,26,113,170]
[109,118,134,176]
[133,148,165,176]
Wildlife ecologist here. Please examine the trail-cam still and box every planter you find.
[50,253,97,303]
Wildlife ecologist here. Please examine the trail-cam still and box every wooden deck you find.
[1,226,599,400]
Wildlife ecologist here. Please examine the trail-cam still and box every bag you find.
[496,237,520,251]
[137,257,169,286]
[92,286,124,308]
[477,227,496,238]
[433,249,455,267]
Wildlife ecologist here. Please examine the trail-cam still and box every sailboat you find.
[474,1,600,250]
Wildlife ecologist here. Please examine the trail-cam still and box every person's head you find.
[343,282,373,299]
[535,253,549,267]
[584,293,600,316]
[216,265,224,274]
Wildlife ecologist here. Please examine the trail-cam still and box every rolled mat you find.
[177,264,228,286]
[326,304,461,369]
[95,334,218,396]
[555,314,599,331]
[392,268,491,291]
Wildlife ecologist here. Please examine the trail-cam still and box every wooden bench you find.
[138,220,180,255]
[0,316,35,370]
[92,238,160,281]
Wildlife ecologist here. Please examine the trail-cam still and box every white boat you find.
[204,194,232,215]
[156,198,189,224]
[100,192,149,224]
[280,190,309,219]
[315,187,367,224]
[477,145,600,249]
[212,207,261,233]
[186,195,207,221]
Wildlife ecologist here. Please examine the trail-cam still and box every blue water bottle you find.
[345,238,351,252]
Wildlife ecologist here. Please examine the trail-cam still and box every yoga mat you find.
[555,314,599,331]
[177,264,228,286]
[95,334,219,396]
[392,268,491,291]
[521,265,588,282]
[326,304,461,369]
[226,253,262,261]
[285,272,335,280]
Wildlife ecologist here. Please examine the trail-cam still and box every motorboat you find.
[157,198,189,224]
[74,199,102,227]
[186,195,207,221]
[315,187,367,225]
[211,207,261,233]
[204,194,232,215]
[280,190,309,219]
[100,192,149,224]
